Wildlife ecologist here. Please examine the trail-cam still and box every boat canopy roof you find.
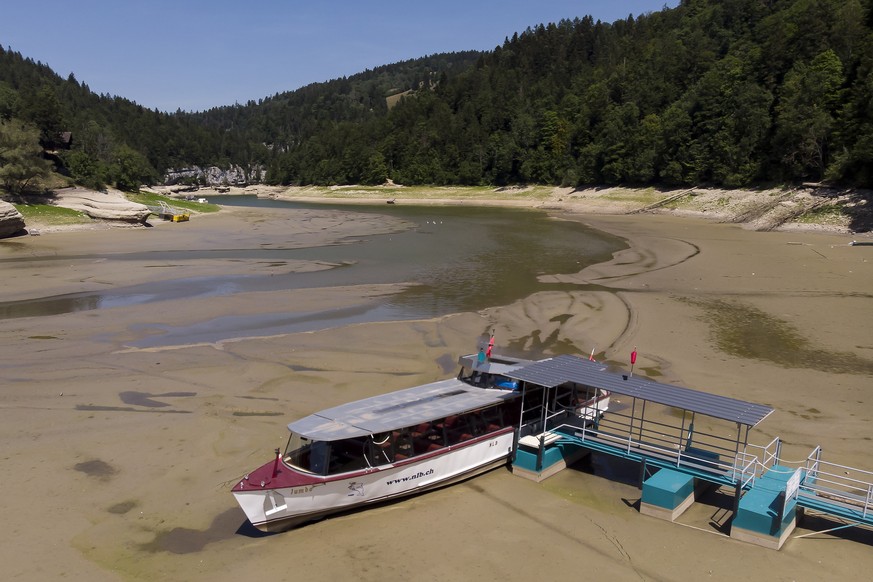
[287,378,518,441]
[505,354,773,427]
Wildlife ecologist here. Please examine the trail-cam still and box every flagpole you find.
[630,346,637,377]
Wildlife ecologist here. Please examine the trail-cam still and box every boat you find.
[232,351,610,532]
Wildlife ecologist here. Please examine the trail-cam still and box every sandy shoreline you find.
[1,198,871,581]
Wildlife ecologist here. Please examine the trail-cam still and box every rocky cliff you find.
[163,165,265,186]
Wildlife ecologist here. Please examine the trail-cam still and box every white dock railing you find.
[800,446,873,519]
[550,422,759,487]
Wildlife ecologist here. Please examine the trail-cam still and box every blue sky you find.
[1,1,676,113]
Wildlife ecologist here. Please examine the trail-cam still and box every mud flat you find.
[0,204,870,581]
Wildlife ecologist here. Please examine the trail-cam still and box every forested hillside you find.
[189,52,481,153]
[265,0,873,188]
[0,46,478,192]
[0,46,259,190]
[2,0,872,194]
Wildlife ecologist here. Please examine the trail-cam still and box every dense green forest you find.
[0,45,477,192]
[2,0,872,193]
[263,0,873,188]
[0,50,250,190]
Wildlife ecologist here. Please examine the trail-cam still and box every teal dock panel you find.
[640,468,696,521]
[511,436,590,482]
[512,446,565,471]
[512,447,538,472]
[731,465,798,550]
[642,469,695,508]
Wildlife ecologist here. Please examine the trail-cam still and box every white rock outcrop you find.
[0,200,26,238]
[50,187,151,223]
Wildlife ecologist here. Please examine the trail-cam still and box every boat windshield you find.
[283,432,372,476]
[283,433,330,475]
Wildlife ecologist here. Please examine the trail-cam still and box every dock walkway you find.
[148,201,190,222]
[500,353,872,550]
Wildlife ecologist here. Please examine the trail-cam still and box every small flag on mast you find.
[589,347,596,361]
[486,335,494,358]
[630,347,637,377]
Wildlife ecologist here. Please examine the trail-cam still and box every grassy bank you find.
[14,202,90,226]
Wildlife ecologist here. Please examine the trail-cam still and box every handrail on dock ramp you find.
[148,200,190,222]
[548,423,756,489]
[797,446,873,522]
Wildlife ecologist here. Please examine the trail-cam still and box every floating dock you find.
[503,354,872,551]
[149,201,190,222]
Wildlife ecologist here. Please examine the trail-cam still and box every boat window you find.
[459,366,488,387]
[479,406,505,432]
[444,413,476,445]
[412,420,446,454]
[393,428,414,460]
[366,432,394,466]
[284,433,330,475]
[326,436,369,475]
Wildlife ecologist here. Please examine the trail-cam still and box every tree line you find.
[264,0,873,189]
[1,0,872,194]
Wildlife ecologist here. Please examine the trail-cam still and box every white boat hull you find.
[234,431,515,532]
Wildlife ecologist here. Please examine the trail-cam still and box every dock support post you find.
[639,458,647,490]
[733,481,742,516]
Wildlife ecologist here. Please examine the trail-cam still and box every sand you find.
[0,200,871,581]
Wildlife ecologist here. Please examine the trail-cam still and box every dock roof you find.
[506,354,773,427]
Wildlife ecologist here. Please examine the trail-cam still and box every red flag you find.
[486,335,494,358]
[631,348,637,365]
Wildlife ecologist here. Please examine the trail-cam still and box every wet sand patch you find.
[73,459,117,478]
[685,297,873,374]
[107,500,138,515]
